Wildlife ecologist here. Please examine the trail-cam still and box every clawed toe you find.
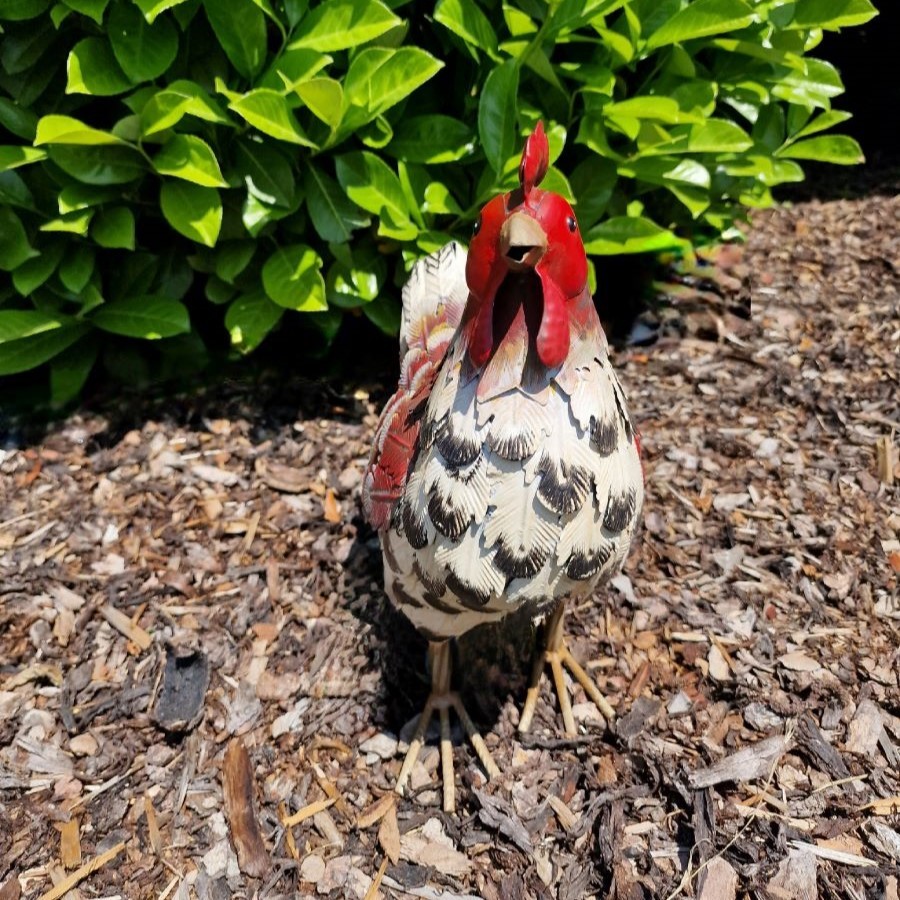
[395,642,500,813]
[519,603,616,735]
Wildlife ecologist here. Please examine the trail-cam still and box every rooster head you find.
[465,122,589,372]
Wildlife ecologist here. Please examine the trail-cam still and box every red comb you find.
[519,121,549,195]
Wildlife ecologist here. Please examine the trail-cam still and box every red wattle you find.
[535,266,569,369]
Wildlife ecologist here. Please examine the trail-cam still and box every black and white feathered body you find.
[363,241,643,641]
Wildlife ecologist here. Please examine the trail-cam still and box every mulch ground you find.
[1,179,898,900]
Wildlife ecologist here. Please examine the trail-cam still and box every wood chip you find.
[792,839,877,868]
[876,436,895,484]
[323,488,341,523]
[100,604,152,651]
[863,795,900,816]
[547,794,579,833]
[281,796,336,827]
[145,793,162,855]
[357,793,396,829]
[377,799,400,864]
[222,738,269,879]
[37,840,125,900]
[58,819,80,869]
[254,457,307,492]
[697,857,738,900]
[688,733,791,788]
[845,699,884,757]
[778,650,821,672]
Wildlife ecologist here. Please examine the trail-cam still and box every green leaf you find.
[682,118,752,152]
[92,295,190,338]
[66,37,132,96]
[204,0,267,80]
[790,109,852,140]
[140,81,230,136]
[63,0,111,23]
[294,77,343,129]
[0,309,66,342]
[234,139,295,208]
[0,98,38,140]
[478,59,518,173]
[386,115,474,164]
[258,48,331,92]
[160,182,222,246]
[777,135,864,164]
[40,209,94,235]
[12,242,65,295]
[0,324,88,376]
[153,134,228,187]
[0,0,52,20]
[229,89,317,146]
[59,245,95,292]
[50,336,98,408]
[0,146,46,171]
[304,162,370,243]
[646,0,755,49]
[92,207,136,249]
[434,0,498,57]
[583,216,686,254]
[108,2,178,82]
[225,290,284,352]
[215,241,256,283]
[604,96,702,124]
[48,145,147,184]
[0,170,34,209]
[35,115,125,146]
[261,244,327,311]
[788,0,877,29]
[334,151,412,229]
[133,0,189,23]
[0,207,36,270]
[289,0,401,51]
[340,47,443,136]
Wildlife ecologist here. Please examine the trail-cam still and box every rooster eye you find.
[566,216,577,233]
[473,217,482,236]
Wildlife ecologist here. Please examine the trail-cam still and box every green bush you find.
[0,0,876,405]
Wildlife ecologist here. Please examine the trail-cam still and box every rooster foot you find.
[395,640,500,813]
[518,602,616,735]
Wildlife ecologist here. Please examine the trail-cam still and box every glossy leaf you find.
[334,151,411,227]
[434,0,498,56]
[0,324,88,376]
[788,0,877,29]
[92,295,190,338]
[160,182,222,246]
[66,37,132,95]
[92,207,136,249]
[261,244,327,311]
[646,0,755,49]
[0,208,37,270]
[304,162,370,243]
[204,0,267,80]
[226,290,284,353]
[153,134,228,187]
[108,2,178,82]
[777,134,864,164]
[478,59,519,173]
[386,115,475,164]
[230,89,317,146]
[289,0,401,51]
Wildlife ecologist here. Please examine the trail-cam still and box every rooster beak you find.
[499,211,547,271]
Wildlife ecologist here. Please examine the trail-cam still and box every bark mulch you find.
[1,184,898,900]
